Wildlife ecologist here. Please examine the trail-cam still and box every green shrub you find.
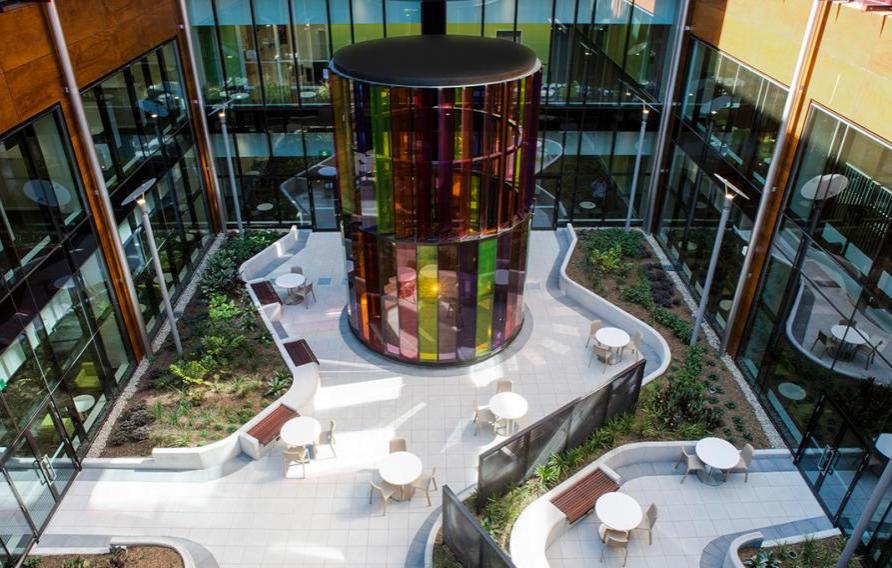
[652,306,692,342]
[743,550,780,568]
[168,359,210,386]
[201,231,280,296]
[580,228,645,259]
[264,370,293,398]
[208,293,244,322]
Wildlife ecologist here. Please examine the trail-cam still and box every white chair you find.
[369,479,398,516]
[290,265,304,275]
[674,447,704,484]
[389,437,407,453]
[589,344,615,367]
[625,330,643,360]
[296,282,317,308]
[411,467,438,506]
[316,420,337,458]
[496,379,513,393]
[598,525,629,566]
[585,319,604,347]
[472,400,495,436]
[636,504,658,545]
[283,446,309,478]
[724,443,754,482]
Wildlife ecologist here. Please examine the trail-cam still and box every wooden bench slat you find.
[247,404,299,446]
[284,339,319,366]
[251,281,281,306]
[550,469,619,524]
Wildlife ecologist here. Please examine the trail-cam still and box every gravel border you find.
[86,234,226,459]
[642,231,785,449]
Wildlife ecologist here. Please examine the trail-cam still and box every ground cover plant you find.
[101,231,291,457]
[738,535,859,568]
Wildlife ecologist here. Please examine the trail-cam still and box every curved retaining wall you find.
[557,225,671,385]
[85,229,321,472]
[508,442,792,568]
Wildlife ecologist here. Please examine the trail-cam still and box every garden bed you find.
[567,228,769,448]
[446,229,773,557]
[28,545,183,568]
[101,231,291,457]
[738,535,859,567]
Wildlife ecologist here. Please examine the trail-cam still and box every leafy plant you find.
[264,369,293,398]
[168,359,210,386]
[62,558,93,568]
[743,550,780,568]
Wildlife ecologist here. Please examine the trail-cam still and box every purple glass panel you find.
[457,239,479,361]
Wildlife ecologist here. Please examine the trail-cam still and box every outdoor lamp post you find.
[625,105,650,231]
[122,179,183,357]
[690,174,748,346]
[213,98,244,233]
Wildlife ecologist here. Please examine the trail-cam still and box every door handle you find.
[41,455,57,483]
[827,449,841,476]
[32,459,47,486]
[818,445,833,472]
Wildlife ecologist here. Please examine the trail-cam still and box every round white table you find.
[23,180,72,207]
[578,201,596,210]
[831,325,870,360]
[777,382,806,402]
[300,90,317,99]
[379,451,423,501]
[280,416,321,447]
[489,392,528,436]
[831,325,869,345]
[275,273,307,305]
[318,166,337,177]
[73,394,96,416]
[595,492,643,532]
[54,276,76,290]
[275,273,306,289]
[695,437,740,485]
[718,299,733,312]
[596,327,631,362]
[256,202,274,212]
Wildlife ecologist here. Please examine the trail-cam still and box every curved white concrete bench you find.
[557,225,671,385]
[510,442,792,568]
[238,225,299,282]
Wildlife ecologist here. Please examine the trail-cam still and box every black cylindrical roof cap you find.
[330,35,540,88]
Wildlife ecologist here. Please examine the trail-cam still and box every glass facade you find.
[656,38,787,333]
[82,41,215,335]
[331,59,540,363]
[0,108,136,565]
[737,105,892,563]
[186,0,681,231]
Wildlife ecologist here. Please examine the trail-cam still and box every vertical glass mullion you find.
[476,237,496,356]
[371,85,394,233]
[418,244,438,361]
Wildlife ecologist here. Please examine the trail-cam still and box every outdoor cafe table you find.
[695,437,739,486]
[379,451,423,501]
[489,392,529,435]
[596,327,631,361]
[595,492,643,532]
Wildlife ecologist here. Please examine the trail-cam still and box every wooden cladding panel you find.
[3,53,65,125]
[0,4,53,72]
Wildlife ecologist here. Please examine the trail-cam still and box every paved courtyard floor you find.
[546,469,829,568]
[40,231,826,568]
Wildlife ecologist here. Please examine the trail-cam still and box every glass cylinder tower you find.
[329,35,541,364]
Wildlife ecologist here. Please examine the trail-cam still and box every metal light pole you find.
[123,179,183,357]
[690,175,747,346]
[214,101,244,233]
[625,105,650,231]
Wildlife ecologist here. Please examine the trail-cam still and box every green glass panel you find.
[476,238,496,356]
[371,85,394,233]
[418,245,439,361]
[331,76,355,214]
[470,175,480,233]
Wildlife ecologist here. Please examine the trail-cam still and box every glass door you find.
[2,402,79,536]
[0,469,37,566]
[795,393,871,524]
[533,175,559,229]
